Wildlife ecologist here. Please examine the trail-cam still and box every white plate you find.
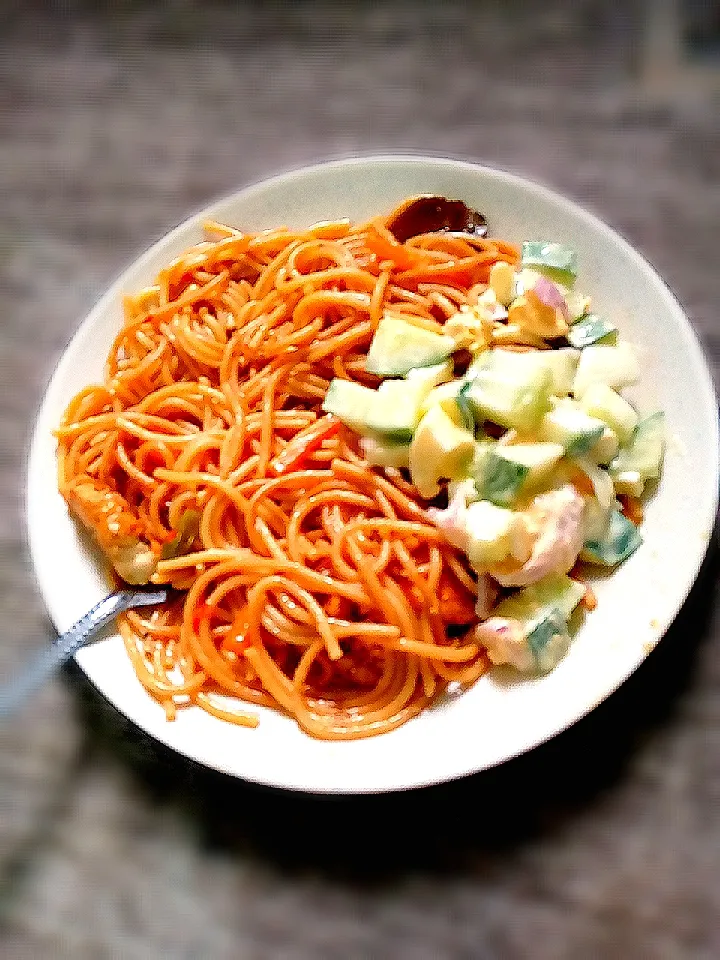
[26,156,719,793]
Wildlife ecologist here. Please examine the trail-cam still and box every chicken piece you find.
[64,478,157,585]
[488,484,585,588]
[427,484,499,620]
[426,478,476,552]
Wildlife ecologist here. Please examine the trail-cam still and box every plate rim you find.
[25,154,720,793]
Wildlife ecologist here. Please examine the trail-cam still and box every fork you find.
[0,587,169,719]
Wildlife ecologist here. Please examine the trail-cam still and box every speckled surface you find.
[1,3,720,958]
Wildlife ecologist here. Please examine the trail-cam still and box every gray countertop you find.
[1,4,719,958]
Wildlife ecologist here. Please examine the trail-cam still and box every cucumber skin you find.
[582,509,642,566]
[567,313,616,348]
[527,608,571,673]
[322,378,416,442]
[494,573,584,623]
[539,408,605,457]
[521,241,578,286]
[610,412,665,481]
[478,451,529,507]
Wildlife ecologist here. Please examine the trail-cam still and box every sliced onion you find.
[574,456,615,513]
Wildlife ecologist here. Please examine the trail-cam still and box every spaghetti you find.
[57,202,520,738]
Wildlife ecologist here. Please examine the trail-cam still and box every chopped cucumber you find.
[322,380,380,436]
[525,572,586,620]
[464,500,524,569]
[409,405,475,499]
[476,442,565,507]
[359,436,410,469]
[464,356,552,432]
[477,451,529,507]
[493,572,585,624]
[539,405,606,456]
[579,383,639,445]
[469,348,579,399]
[572,343,639,397]
[526,608,571,673]
[322,377,427,442]
[365,315,455,376]
[470,441,494,484]
[582,494,612,543]
[521,241,578,287]
[538,348,581,397]
[567,313,617,349]
[481,574,585,672]
[495,442,565,485]
[517,348,581,398]
[420,380,470,429]
[545,394,618,462]
[610,412,665,482]
[406,359,454,388]
[465,372,551,433]
[455,380,476,431]
[582,508,642,566]
[375,378,435,442]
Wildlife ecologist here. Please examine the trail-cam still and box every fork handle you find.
[0,589,167,720]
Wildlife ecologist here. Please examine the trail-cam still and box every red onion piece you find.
[531,275,570,322]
